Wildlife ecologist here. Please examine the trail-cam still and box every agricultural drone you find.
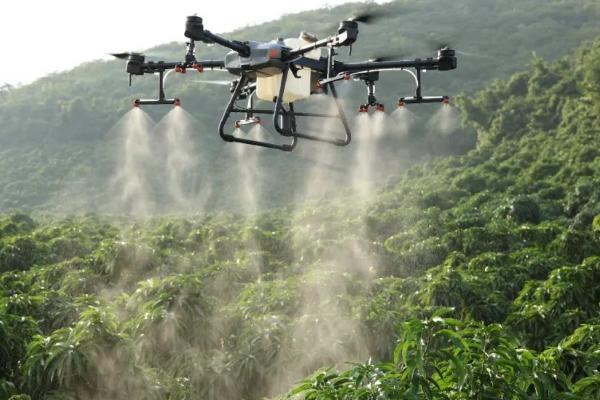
[112,12,457,151]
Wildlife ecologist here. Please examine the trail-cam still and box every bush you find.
[564,181,597,217]
[501,196,541,224]
[453,172,488,193]
[0,236,43,272]
[529,160,561,180]
[570,208,598,230]
[394,237,449,273]
[418,188,468,210]
[508,257,600,350]
[550,229,599,263]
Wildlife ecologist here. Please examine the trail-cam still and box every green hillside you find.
[1,0,600,213]
[1,35,600,399]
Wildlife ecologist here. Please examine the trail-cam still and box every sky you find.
[0,0,381,86]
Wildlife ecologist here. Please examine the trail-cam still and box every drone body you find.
[114,13,457,151]
[222,35,322,103]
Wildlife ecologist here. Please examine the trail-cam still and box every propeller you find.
[110,52,144,60]
[424,39,491,59]
[325,7,390,33]
[110,51,177,60]
[369,44,481,63]
[369,53,407,62]
[425,33,488,56]
[348,9,387,24]
[429,42,454,51]
[453,49,492,59]
[423,32,460,52]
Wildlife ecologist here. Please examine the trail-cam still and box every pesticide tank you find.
[256,34,321,103]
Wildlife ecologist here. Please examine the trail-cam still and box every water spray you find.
[427,96,460,135]
[155,106,201,211]
[391,100,416,137]
[108,108,157,215]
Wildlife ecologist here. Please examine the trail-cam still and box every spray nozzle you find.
[175,65,186,73]
[234,116,261,128]
[174,99,181,107]
[358,104,385,113]
[443,96,450,106]
[397,100,405,108]
[133,99,141,108]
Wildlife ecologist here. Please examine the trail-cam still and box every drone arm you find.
[200,30,250,57]
[339,59,440,72]
[286,37,333,59]
[285,32,356,59]
[138,60,225,74]
[190,59,226,69]
[339,48,457,73]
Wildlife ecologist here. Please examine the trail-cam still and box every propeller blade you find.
[109,51,143,60]
[423,36,491,59]
[454,49,492,59]
[434,42,453,50]
[365,47,409,62]
[110,52,132,60]
[349,8,387,24]
[370,54,407,62]
[350,13,377,24]
[424,33,459,52]
[350,7,390,24]
[325,7,390,33]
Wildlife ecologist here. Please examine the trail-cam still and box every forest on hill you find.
[1,31,599,399]
[1,0,600,213]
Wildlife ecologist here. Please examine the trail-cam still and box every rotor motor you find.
[437,47,457,71]
[337,20,359,46]
[126,53,145,75]
[185,15,205,41]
